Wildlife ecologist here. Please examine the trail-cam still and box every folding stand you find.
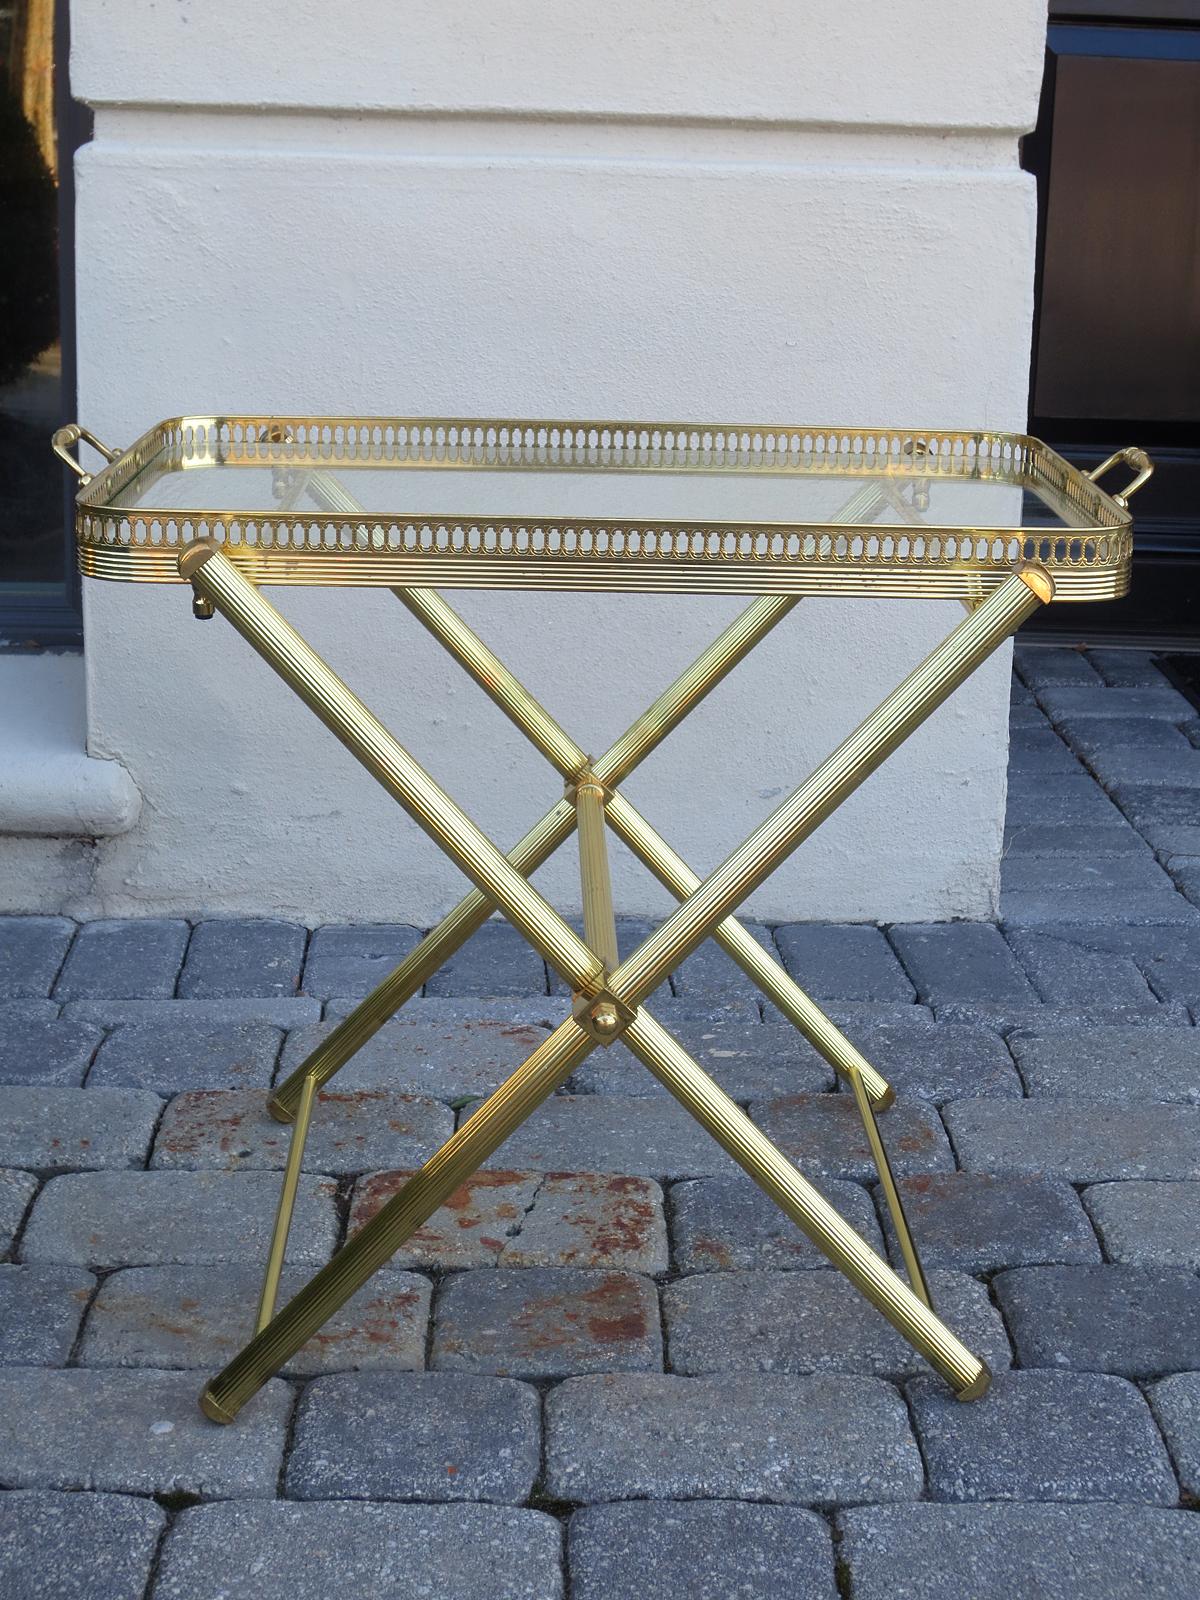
[54,416,1150,1424]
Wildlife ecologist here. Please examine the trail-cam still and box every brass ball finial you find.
[590,1001,622,1040]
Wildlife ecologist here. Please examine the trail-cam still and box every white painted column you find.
[68,1,1046,923]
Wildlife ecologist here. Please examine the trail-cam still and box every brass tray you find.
[56,416,1151,601]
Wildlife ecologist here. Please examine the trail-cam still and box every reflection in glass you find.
[0,0,64,595]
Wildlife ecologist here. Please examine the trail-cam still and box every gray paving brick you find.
[62,996,322,1028]
[881,1173,1099,1273]
[0,1367,290,1496]
[1086,746,1200,792]
[1008,701,1052,727]
[1003,821,1149,857]
[323,993,570,1025]
[472,1094,743,1178]
[1169,855,1200,909]
[424,920,547,996]
[944,1097,1200,1181]
[1112,783,1200,858]
[546,918,656,998]
[838,1503,1200,1600]
[287,1371,540,1503]
[0,917,75,999]
[88,1019,282,1093]
[20,1169,338,1268]
[349,1167,536,1267]
[670,1174,882,1273]
[0,1490,166,1600]
[1001,922,1200,1003]
[0,1020,103,1087]
[1087,648,1169,688]
[178,918,306,998]
[1014,645,1102,688]
[1057,715,1193,759]
[54,919,190,1000]
[833,1022,1021,1103]
[1004,773,1125,826]
[908,1369,1177,1504]
[301,921,422,999]
[155,1501,563,1600]
[994,1265,1200,1376]
[1084,1182,1200,1269]
[0,1264,93,1364]
[432,1267,661,1378]
[0,999,60,1022]
[1001,850,1181,897]
[1001,887,1198,925]
[353,1168,668,1272]
[152,1087,452,1172]
[1149,1372,1200,1501]
[570,1020,835,1101]
[0,1086,161,1172]
[1010,675,1035,705]
[934,999,1192,1031]
[671,922,776,998]
[1062,720,1196,761]
[773,923,915,1002]
[1006,724,1083,776]
[544,1371,923,1505]
[0,1167,38,1255]
[1038,683,1193,721]
[749,1093,954,1181]
[1182,720,1200,750]
[759,998,934,1029]
[1010,1026,1200,1104]
[501,1172,669,1272]
[662,1268,1009,1380]
[81,1264,429,1375]
[889,924,1037,1007]
[278,1006,552,1100]
[1004,924,1163,1007]
[567,1501,836,1600]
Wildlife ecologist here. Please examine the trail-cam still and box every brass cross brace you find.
[178,532,1047,1423]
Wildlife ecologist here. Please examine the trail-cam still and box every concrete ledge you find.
[0,655,140,837]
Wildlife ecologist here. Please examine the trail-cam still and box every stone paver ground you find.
[1,644,1199,1596]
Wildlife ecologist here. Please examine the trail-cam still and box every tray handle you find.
[1086,446,1153,509]
[51,424,121,486]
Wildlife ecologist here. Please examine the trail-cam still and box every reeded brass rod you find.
[181,544,603,1000]
[622,1009,989,1399]
[203,1016,596,1422]
[397,588,585,778]
[847,1062,932,1311]
[270,586,809,1121]
[255,1071,317,1333]
[386,538,891,1107]
[269,800,577,1121]
[595,489,890,790]
[313,472,892,791]
[608,569,1051,1009]
[269,478,892,1124]
[576,778,619,972]
[604,791,891,1108]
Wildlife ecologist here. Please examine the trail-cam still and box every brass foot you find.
[265,1093,294,1124]
[199,1386,235,1425]
[955,1362,993,1403]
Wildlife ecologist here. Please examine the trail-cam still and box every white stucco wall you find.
[64,0,1047,924]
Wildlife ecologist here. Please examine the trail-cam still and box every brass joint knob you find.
[589,1001,622,1040]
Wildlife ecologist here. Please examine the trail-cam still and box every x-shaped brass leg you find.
[180,525,1048,1423]
[267,478,901,1127]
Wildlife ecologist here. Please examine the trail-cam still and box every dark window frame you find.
[0,0,89,648]
[1021,12,1200,645]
